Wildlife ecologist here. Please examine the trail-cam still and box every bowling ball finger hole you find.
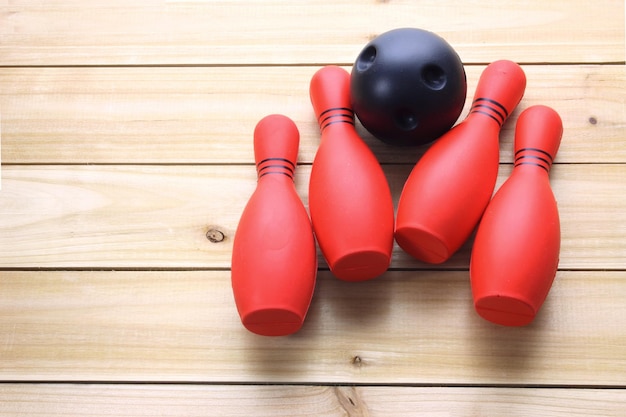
[421,64,447,90]
[356,46,377,72]
[394,108,419,131]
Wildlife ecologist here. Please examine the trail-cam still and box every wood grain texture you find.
[0,385,625,416]
[0,0,624,413]
[0,270,624,385]
[0,164,624,269]
[1,1,623,66]
[1,65,624,164]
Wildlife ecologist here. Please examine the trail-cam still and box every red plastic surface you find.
[395,60,527,263]
[231,115,317,336]
[308,66,394,281]
[470,105,563,326]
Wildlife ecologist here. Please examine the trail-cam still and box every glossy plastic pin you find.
[309,66,394,281]
[231,114,317,336]
[470,105,563,326]
[395,60,527,263]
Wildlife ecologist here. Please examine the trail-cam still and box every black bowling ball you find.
[350,28,467,146]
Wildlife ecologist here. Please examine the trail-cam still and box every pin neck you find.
[468,98,508,127]
[514,148,554,173]
[256,157,295,180]
[317,107,355,132]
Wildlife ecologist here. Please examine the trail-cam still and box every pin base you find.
[330,250,390,282]
[242,308,304,336]
[474,294,537,327]
[395,226,451,264]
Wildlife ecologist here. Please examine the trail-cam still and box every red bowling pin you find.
[231,114,317,336]
[309,66,394,281]
[470,105,563,326]
[395,60,526,263]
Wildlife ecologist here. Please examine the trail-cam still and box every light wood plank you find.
[0,385,624,416]
[0,270,624,385]
[0,164,624,270]
[1,1,623,66]
[0,0,623,412]
[1,65,624,164]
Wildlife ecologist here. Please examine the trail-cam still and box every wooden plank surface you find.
[1,65,624,164]
[1,0,625,414]
[1,1,623,66]
[0,270,624,385]
[0,164,624,269]
[1,385,625,416]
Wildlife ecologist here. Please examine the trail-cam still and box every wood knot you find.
[588,116,598,125]
[352,355,363,366]
[334,387,369,416]
[206,228,225,243]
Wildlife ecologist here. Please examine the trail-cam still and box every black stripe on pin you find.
[469,110,502,126]
[515,147,553,162]
[258,157,295,169]
[474,98,509,117]
[469,98,508,127]
[257,157,295,179]
[318,107,354,131]
[514,148,554,173]
[514,158,550,173]
[318,107,354,119]
[322,119,355,131]
[258,164,294,175]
